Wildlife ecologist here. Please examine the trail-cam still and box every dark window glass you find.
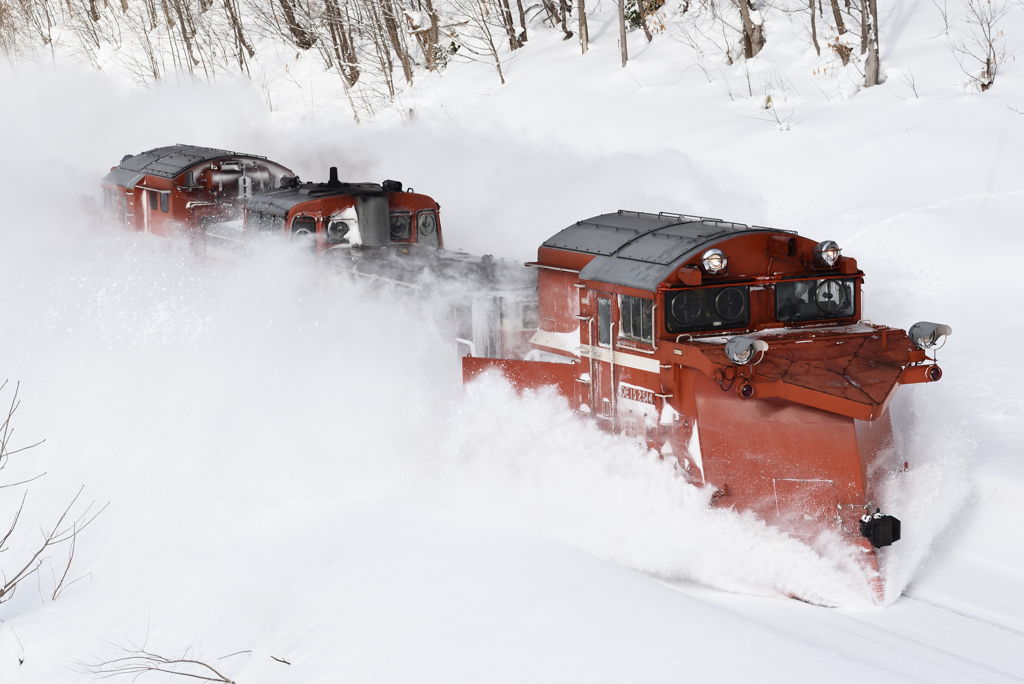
[665,286,750,333]
[522,303,539,330]
[775,279,856,323]
[642,299,653,341]
[389,214,411,240]
[619,295,654,344]
[598,298,611,346]
[417,210,439,248]
[292,216,316,237]
[149,191,158,211]
[159,192,169,213]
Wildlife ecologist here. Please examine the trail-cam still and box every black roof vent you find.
[382,179,403,193]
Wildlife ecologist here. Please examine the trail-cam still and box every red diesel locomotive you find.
[102,148,952,598]
[238,167,443,253]
[465,210,951,594]
[102,144,295,239]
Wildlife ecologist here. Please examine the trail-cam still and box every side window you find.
[619,295,654,344]
[326,219,351,244]
[291,216,316,237]
[160,192,169,213]
[417,210,439,248]
[598,298,611,347]
[389,213,412,241]
[521,302,539,330]
[148,191,158,211]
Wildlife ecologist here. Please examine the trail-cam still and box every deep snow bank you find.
[2,0,1023,673]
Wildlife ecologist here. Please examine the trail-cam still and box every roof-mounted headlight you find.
[724,336,769,365]
[814,240,841,267]
[701,248,727,275]
[908,322,952,350]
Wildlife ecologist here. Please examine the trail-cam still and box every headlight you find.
[814,240,841,267]
[908,321,952,349]
[701,248,727,274]
[724,336,769,365]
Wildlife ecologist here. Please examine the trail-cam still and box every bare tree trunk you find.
[618,0,626,66]
[829,0,845,34]
[278,0,316,49]
[558,0,572,38]
[829,0,850,64]
[475,0,504,83]
[170,0,200,67]
[224,0,254,65]
[578,0,588,53]
[859,0,867,53]
[382,0,413,83]
[637,0,652,42]
[407,0,440,69]
[864,0,878,85]
[515,0,527,41]
[325,0,359,84]
[499,0,519,49]
[809,0,819,55]
[737,0,764,58]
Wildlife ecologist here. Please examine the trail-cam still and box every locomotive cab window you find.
[291,216,316,238]
[619,295,654,344]
[597,297,611,347]
[248,212,283,234]
[159,192,169,213]
[775,278,856,323]
[389,213,411,241]
[665,286,750,334]
[148,191,158,211]
[417,210,439,248]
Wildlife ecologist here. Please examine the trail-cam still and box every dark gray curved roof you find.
[103,144,275,189]
[245,182,384,218]
[545,210,788,292]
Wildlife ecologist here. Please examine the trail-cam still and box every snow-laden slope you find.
[1,0,1023,679]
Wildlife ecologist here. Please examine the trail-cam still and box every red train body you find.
[102,148,951,600]
[237,168,443,254]
[101,144,295,240]
[466,211,950,597]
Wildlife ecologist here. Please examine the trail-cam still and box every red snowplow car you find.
[465,210,951,596]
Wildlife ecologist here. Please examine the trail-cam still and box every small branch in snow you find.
[77,642,238,683]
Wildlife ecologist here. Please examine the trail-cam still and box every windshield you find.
[665,285,750,334]
[775,278,856,323]
[246,211,284,234]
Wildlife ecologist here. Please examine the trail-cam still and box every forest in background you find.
[2,0,1015,119]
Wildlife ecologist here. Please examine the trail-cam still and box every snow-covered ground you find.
[1,0,1023,680]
